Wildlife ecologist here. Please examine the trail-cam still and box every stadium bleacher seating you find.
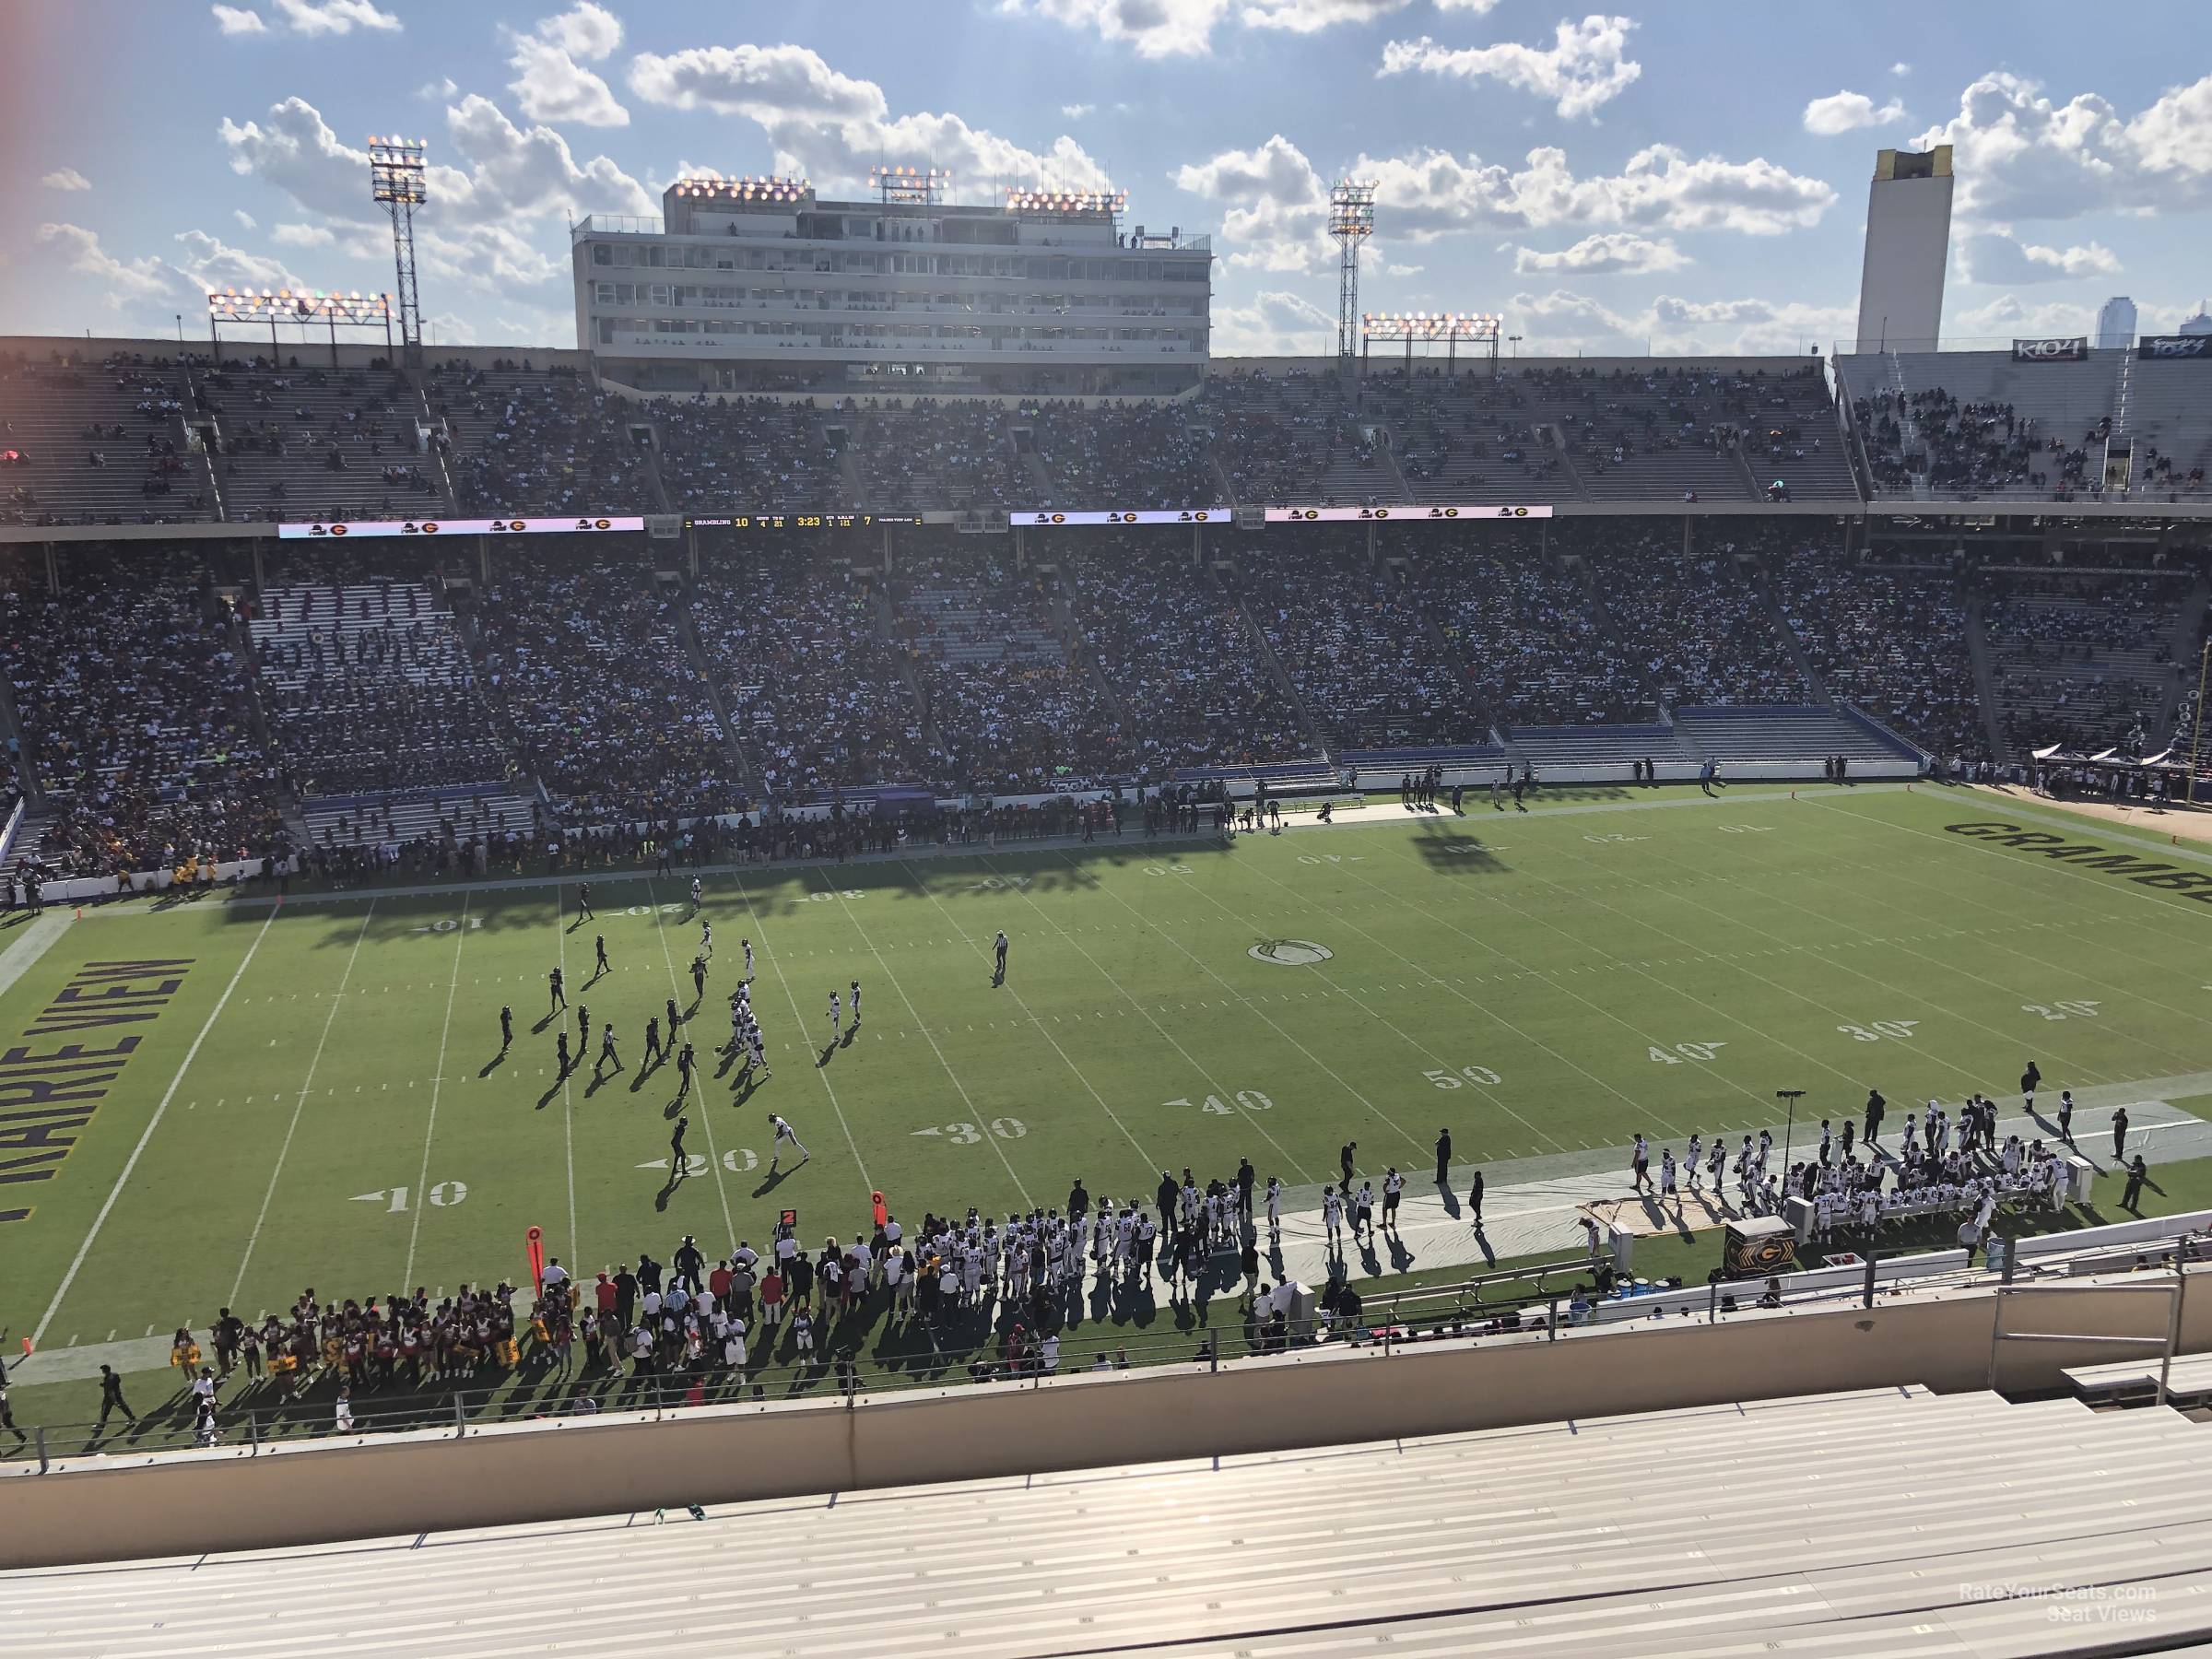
[690,543,936,798]
[1981,571,2191,754]
[427,362,654,516]
[1840,349,2121,500]
[653,395,847,513]
[1064,538,1315,771]
[0,353,216,526]
[250,578,511,797]
[197,359,442,524]
[1671,705,1919,767]
[21,1383,2212,1653]
[891,544,1133,790]
[1772,547,1983,759]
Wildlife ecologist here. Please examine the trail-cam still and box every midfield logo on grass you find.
[1248,939,1334,966]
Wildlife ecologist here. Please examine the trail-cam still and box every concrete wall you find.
[4,1275,2199,1570]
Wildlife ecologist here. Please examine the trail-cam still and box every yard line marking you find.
[900,860,1153,1177]
[402,895,470,1288]
[1006,855,1315,1181]
[30,902,284,1347]
[803,870,1030,1205]
[642,880,738,1251]
[555,891,578,1267]
[229,901,378,1308]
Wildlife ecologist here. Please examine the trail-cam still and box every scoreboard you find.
[684,514,918,530]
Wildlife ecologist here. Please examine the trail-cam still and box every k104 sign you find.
[2010,336,2088,362]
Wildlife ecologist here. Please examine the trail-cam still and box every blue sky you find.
[7,1,2210,357]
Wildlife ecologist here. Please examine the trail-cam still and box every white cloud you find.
[171,229,311,295]
[1890,62,1912,76]
[269,0,399,34]
[41,168,90,192]
[996,0,1231,58]
[271,222,336,247]
[1062,102,1094,118]
[1241,0,1413,33]
[35,223,176,304]
[507,5,628,127]
[1437,0,1501,10]
[211,5,267,34]
[1915,71,2212,220]
[1380,16,1641,121]
[1957,229,2121,285]
[422,311,480,347]
[1802,90,1907,135]
[536,2,619,58]
[1507,286,1852,355]
[1174,132,1835,271]
[1507,231,1687,275]
[419,76,460,100]
[1210,287,1335,355]
[629,43,1101,193]
[234,209,258,229]
[219,92,651,228]
[1950,292,2092,337]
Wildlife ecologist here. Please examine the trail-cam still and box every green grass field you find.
[6,779,2212,1433]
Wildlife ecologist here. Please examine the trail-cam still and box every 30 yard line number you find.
[1838,1020,1920,1042]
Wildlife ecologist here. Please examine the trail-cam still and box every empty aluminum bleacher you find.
[14,1385,2212,1655]
[1671,705,1920,768]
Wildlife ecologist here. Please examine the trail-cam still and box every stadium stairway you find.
[1962,600,2013,764]
[1045,564,1143,733]
[1214,562,1333,759]
[672,597,755,796]
[1748,564,1831,700]
[16,1387,2212,1655]
[2158,575,2211,741]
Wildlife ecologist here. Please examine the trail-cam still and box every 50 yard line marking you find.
[229,901,377,1307]
[31,903,283,1347]
[401,894,469,1288]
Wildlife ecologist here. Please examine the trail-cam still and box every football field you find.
[6,781,2212,1373]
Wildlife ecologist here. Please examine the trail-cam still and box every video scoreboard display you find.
[684,513,918,530]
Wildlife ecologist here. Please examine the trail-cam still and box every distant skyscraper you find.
[2180,303,2212,337]
[2095,296,2136,349]
[1854,147,1954,354]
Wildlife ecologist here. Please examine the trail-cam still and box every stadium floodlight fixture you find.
[1005,184,1128,216]
[870,164,951,204]
[673,172,810,202]
[206,288,393,325]
[1359,310,1503,376]
[1327,180,1378,240]
[367,135,428,206]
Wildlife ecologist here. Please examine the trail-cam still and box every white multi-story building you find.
[1853,146,1953,354]
[571,174,1211,396]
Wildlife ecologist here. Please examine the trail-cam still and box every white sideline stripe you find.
[0,908,71,1002]
[555,895,578,1268]
[227,902,378,1306]
[30,903,282,1347]
[402,895,469,1288]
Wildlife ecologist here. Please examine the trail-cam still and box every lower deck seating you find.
[1672,706,1918,764]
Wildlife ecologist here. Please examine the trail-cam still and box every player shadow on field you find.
[533,1010,561,1035]
[731,1072,760,1106]
[584,1065,623,1098]
[654,1165,688,1209]
[481,1047,509,1078]
[662,1095,688,1121]
[817,1040,838,1069]
[629,1053,665,1093]
[841,1025,858,1049]
[751,1167,792,1199]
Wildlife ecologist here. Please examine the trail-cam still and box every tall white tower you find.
[2096,296,2137,349]
[1853,146,1953,354]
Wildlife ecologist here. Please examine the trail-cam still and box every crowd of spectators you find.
[194,359,436,523]
[1230,539,1486,747]
[1198,369,1350,504]
[429,362,653,514]
[1403,537,1643,726]
[1983,572,2183,753]
[653,395,847,512]
[1025,402,1217,506]
[856,400,1019,512]
[2,551,284,877]
[893,547,1135,790]
[1773,544,1985,759]
[1854,389,2096,498]
[253,581,511,798]
[469,558,738,823]
[1579,527,1809,709]
[1065,539,1313,770]
[690,547,935,799]
[0,353,214,527]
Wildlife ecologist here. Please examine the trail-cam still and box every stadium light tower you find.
[1360,312,1501,378]
[368,135,427,369]
[1328,180,1377,367]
